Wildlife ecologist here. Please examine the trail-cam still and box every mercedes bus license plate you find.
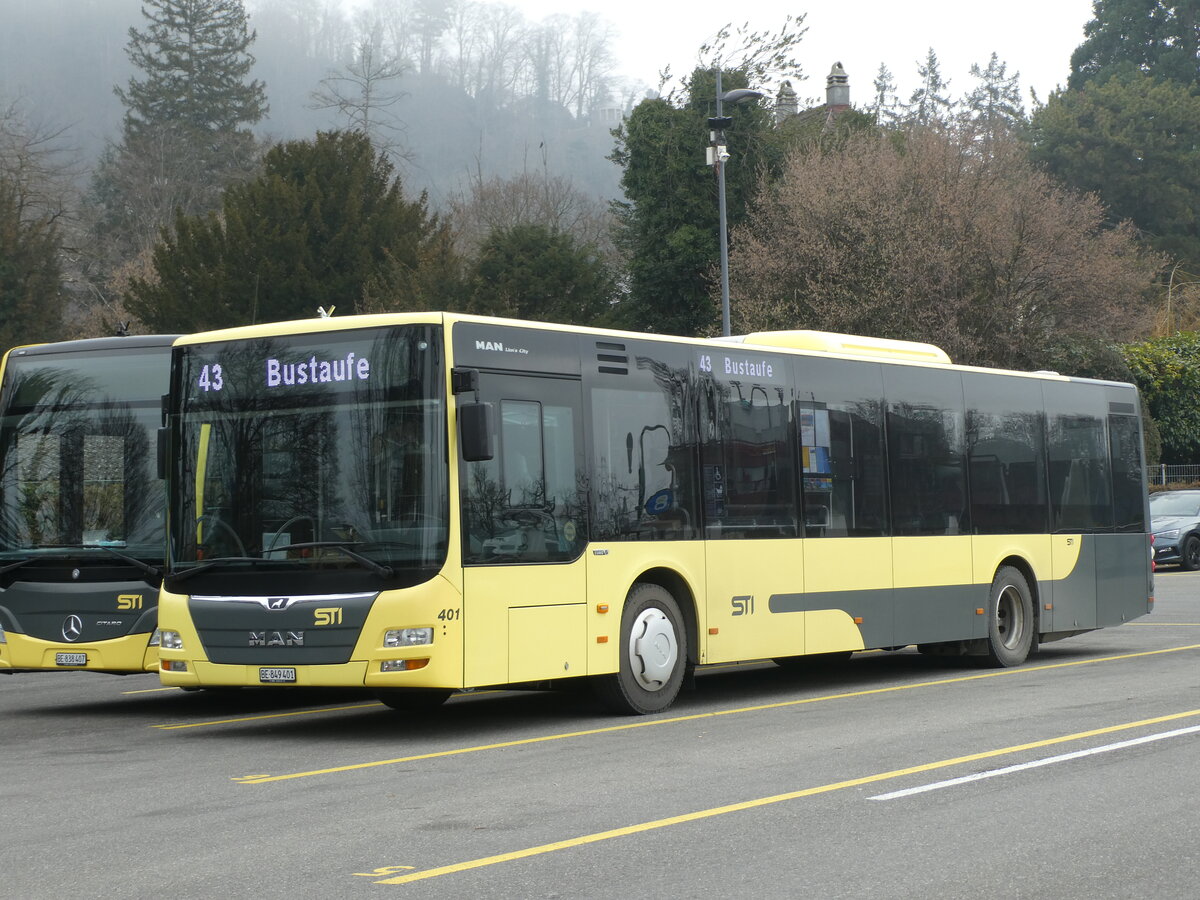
[259,667,296,683]
[55,652,87,666]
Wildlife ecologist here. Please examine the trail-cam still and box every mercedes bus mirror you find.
[459,401,495,461]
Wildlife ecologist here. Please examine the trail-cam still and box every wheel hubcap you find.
[996,585,1025,650]
[629,608,678,691]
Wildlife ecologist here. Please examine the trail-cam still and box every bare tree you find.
[448,163,616,262]
[729,129,1164,369]
[310,29,409,161]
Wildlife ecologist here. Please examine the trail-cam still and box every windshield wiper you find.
[0,545,161,579]
[96,545,162,580]
[262,541,395,578]
[0,557,36,577]
[166,556,282,584]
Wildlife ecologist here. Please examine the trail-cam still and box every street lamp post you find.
[708,70,763,337]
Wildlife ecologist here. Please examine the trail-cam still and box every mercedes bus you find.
[0,335,177,675]
[155,313,1152,713]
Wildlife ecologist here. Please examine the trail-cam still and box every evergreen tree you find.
[1030,73,1200,268]
[95,0,268,259]
[467,224,614,324]
[906,48,955,126]
[1070,0,1200,89]
[611,67,782,336]
[126,131,440,332]
[962,52,1025,136]
[870,63,900,127]
[116,0,267,140]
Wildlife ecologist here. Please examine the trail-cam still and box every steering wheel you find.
[195,513,247,557]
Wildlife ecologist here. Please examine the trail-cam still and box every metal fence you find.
[1147,464,1200,486]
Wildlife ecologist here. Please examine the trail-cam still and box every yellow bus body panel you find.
[0,631,156,673]
[704,539,804,664]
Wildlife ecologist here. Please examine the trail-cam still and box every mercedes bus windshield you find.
[0,343,167,561]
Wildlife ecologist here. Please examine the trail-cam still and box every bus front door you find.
[460,374,588,688]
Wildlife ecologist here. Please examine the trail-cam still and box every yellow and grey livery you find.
[155,313,1152,713]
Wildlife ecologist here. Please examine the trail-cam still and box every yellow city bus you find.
[0,335,178,675]
[155,313,1152,713]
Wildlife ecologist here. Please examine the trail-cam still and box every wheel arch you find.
[630,566,699,667]
[994,554,1041,635]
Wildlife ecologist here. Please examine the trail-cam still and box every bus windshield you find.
[0,346,167,559]
[169,325,447,588]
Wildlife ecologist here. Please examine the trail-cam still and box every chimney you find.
[826,62,850,112]
[774,79,798,123]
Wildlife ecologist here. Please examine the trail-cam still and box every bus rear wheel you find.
[594,583,686,715]
[985,566,1035,667]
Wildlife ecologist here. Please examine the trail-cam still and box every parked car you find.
[1150,489,1200,570]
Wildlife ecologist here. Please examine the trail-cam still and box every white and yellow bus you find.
[155,313,1152,713]
[0,335,178,675]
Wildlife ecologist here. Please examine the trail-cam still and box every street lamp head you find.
[719,88,764,104]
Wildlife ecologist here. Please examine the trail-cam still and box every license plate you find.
[56,652,87,667]
[259,667,296,683]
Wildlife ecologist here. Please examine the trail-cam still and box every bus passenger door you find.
[460,375,588,687]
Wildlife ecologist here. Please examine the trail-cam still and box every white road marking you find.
[869,723,1200,800]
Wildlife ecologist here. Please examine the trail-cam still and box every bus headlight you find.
[160,630,184,651]
[0,623,6,644]
[384,628,433,648]
[148,628,162,647]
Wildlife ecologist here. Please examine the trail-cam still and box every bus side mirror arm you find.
[452,367,494,461]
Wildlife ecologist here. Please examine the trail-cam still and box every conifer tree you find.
[95,0,268,259]
[116,0,267,140]
[870,63,900,127]
[126,131,443,332]
[962,52,1025,137]
[906,48,954,126]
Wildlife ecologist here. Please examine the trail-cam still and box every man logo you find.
[62,615,84,642]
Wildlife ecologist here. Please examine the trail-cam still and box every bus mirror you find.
[157,427,169,479]
[459,401,494,461]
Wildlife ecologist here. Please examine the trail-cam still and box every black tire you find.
[1182,534,1200,571]
[985,565,1035,667]
[594,583,687,715]
[376,688,452,711]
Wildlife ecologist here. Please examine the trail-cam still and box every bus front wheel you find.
[985,566,1035,667]
[594,583,686,715]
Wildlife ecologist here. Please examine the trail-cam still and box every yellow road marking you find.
[153,703,382,730]
[233,643,1200,784]
[376,706,1200,885]
[122,687,180,695]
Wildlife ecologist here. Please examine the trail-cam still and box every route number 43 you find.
[197,363,224,392]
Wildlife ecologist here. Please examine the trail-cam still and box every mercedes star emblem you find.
[62,615,84,642]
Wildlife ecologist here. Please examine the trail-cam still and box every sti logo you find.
[117,594,144,610]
